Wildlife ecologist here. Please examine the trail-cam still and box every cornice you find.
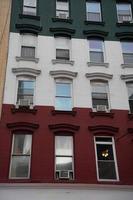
[50,70,78,79]
[12,68,41,77]
[85,73,113,80]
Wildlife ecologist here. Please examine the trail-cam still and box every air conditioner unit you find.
[58,13,68,19]
[59,170,70,179]
[96,105,107,112]
[16,99,33,109]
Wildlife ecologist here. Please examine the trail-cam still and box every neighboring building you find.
[0,0,133,199]
[0,0,12,118]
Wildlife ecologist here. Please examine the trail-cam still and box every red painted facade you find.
[0,104,133,184]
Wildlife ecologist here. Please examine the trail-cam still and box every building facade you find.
[0,0,133,199]
[0,0,12,118]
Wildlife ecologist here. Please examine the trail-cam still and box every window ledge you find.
[87,62,109,67]
[19,14,40,21]
[121,63,133,68]
[90,110,114,118]
[84,20,105,26]
[11,106,37,114]
[128,113,133,120]
[51,109,77,116]
[16,56,39,63]
[116,22,133,27]
[52,59,74,65]
[52,17,73,24]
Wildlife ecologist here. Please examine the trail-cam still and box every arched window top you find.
[50,70,78,79]
[49,27,75,37]
[116,32,133,39]
[85,73,113,80]
[88,125,119,135]
[12,68,41,77]
[49,123,80,134]
[121,74,133,81]
[83,30,108,38]
[7,122,39,132]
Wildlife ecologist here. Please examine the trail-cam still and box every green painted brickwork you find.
[10,0,133,40]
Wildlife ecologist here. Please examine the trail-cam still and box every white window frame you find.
[90,80,110,111]
[121,41,133,64]
[15,76,36,106]
[23,0,37,16]
[56,0,69,19]
[94,136,119,182]
[9,134,32,179]
[127,82,133,113]
[55,78,73,111]
[86,1,102,22]
[55,135,74,180]
[55,36,71,61]
[88,38,105,63]
[116,3,132,23]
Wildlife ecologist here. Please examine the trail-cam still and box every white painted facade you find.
[3,32,133,110]
[0,184,133,200]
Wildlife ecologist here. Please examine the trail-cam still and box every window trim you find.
[94,136,119,182]
[9,133,32,179]
[55,135,74,180]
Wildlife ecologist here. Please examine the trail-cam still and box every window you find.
[127,82,133,113]
[116,3,132,23]
[21,46,35,59]
[55,136,74,179]
[17,79,35,106]
[10,134,32,178]
[23,0,37,16]
[89,38,104,63]
[86,1,102,22]
[121,41,133,64]
[94,137,119,181]
[55,37,70,60]
[91,80,109,111]
[55,79,72,111]
[56,0,69,19]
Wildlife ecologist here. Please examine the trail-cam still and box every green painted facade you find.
[10,0,133,40]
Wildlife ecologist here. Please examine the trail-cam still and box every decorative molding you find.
[12,68,41,77]
[52,17,73,24]
[7,122,39,130]
[49,123,80,131]
[121,64,133,69]
[85,73,113,80]
[51,109,77,116]
[52,59,74,65]
[83,30,108,37]
[88,125,119,134]
[121,74,133,81]
[115,32,133,39]
[116,22,133,27]
[16,24,42,34]
[49,27,75,37]
[16,56,39,63]
[84,21,105,26]
[49,70,78,79]
[87,62,109,68]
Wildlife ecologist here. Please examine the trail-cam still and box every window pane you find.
[56,1,69,11]
[55,97,72,111]
[96,144,114,160]
[56,49,69,60]
[56,136,73,156]
[21,46,35,58]
[117,4,131,14]
[10,156,30,178]
[122,42,133,53]
[91,82,107,93]
[56,83,71,97]
[56,157,73,170]
[86,2,101,21]
[90,51,104,63]
[96,137,112,142]
[86,2,100,13]
[89,40,103,51]
[24,0,36,7]
[98,161,117,180]
[13,135,32,155]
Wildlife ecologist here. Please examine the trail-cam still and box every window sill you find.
[90,110,114,118]
[84,20,105,26]
[11,106,37,114]
[19,14,40,21]
[121,63,133,68]
[116,22,133,27]
[51,109,77,116]
[52,59,74,65]
[87,62,109,67]
[16,56,39,63]
[52,17,73,24]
